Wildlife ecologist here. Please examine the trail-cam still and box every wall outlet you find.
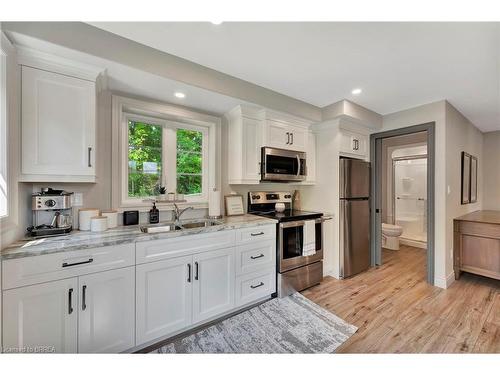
[72,193,83,207]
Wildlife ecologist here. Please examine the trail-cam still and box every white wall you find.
[382,100,485,288]
[483,131,500,210]
[444,102,483,283]
[382,101,448,287]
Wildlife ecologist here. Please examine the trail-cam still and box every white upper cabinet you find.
[225,105,316,184]
[225,106,263,185]
[19,53,101,182]
[266,119,307,152]
[339,128,369,159]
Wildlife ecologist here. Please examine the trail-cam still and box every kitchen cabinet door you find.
[136,256,193,345]
[77,267,135,353]
[266,120,306,151]
[21,66,96,181]
[339,129,368,158]
[2,278,78,353]
[241,117,262,182]
[192,248,235,324]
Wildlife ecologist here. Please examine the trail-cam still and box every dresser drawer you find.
[235,240,275,276]
[236,224,275,244]
[136,230,236,264]
[2,243,135,290]
[235,268,276,307]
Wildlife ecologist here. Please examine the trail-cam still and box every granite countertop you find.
[455,210,500,225]
[1,214,277,261]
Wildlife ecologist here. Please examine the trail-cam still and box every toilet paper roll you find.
[90,216,108,232]
[101,210,118,228]
[79,209,100,231]
[208,190,221,218]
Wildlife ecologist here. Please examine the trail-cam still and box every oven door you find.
[279,219,323,273]
[261,147,306,181]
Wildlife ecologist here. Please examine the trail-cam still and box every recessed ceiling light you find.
[174,92,186,99]
[211,21,222,25]
[351,88,362,95]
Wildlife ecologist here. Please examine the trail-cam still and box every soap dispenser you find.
[149,202,160,224]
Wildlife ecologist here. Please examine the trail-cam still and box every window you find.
[177,129,203,196]
[125,116,208,203]
[128,120,163,197]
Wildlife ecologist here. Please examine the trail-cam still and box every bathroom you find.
[381,132,428,267]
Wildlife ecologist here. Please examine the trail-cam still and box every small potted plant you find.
[157,186,167,201]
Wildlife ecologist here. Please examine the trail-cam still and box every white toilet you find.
[382,223,404,250]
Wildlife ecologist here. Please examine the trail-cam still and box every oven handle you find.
[279,217,329,229]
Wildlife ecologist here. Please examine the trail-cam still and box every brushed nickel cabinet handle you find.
[195,261,199,280]
[290,132,294,145]
[286,132,290,145]
[187,263,192,283]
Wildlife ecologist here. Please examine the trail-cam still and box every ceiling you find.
[89,22,500,132]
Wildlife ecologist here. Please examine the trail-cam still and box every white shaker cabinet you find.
[225,106,263,184]
[136,256,193,346]
[266,119,307,152]
[20,66,96,182]
[192,247,235,324]
[2,278,78,353]
[78,267,135,353]
[339,128,369,159]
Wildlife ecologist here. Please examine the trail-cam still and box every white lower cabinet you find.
[78,267,135,353]
[2,267,134,353]
[192,248,235,324]
[235,268,275,308]
[2,278,78,353]
[136,256,193,346]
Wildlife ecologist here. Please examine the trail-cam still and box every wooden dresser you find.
[454,210,500,280]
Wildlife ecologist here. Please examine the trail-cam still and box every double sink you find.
[140,219,223,233]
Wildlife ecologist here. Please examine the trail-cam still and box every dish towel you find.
[303,220,316,256]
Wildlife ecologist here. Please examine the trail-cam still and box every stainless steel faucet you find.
[172,203,194,225]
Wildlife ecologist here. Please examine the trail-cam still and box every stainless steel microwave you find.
[261,147,306,182]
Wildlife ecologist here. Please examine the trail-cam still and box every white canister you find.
[101,210,118,228]
[79,209,100,231]
[275,202,285,212]
[90,216,108,232]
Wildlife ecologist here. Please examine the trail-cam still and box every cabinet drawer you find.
[136,230,236,264]
[236,224,275,244]
[235,240,275,276]
[2,244,135,290]
[235,268,276,307]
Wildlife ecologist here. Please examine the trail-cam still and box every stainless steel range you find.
[248,191,324,297]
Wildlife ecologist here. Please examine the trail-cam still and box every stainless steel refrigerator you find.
[339,158,371,278]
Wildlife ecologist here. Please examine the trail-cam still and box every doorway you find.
[370,123,435,285]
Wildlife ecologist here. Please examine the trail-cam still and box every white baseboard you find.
[400,238,427,249]
[434,272,455,289]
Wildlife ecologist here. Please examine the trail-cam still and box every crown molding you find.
[16,45,105,82]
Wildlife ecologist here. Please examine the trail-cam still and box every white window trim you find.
[0,40,7,219]
[112,95,221,212]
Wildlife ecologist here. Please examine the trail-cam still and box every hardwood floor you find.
[302,245,500,353]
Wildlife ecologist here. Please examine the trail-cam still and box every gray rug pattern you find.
[154,293,357,353]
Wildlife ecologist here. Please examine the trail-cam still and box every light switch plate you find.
[72,193,83,206]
